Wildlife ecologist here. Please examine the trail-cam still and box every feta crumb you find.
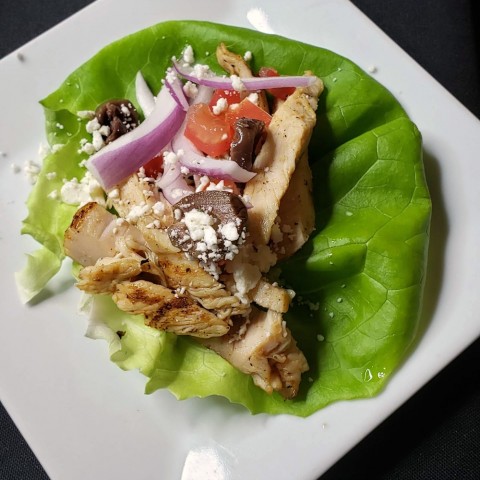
[60,171,104,206]
[244,51,252,61]
[182,45,195,64]
[92,131,105,151]
[219,222,239,241]
[51,144,64,153]
[230,74,246,92]
[212,97,228,115]
[193,64,211,80]
[152,201,165,216]
[125,203,151,224]
[38,143,51,159]
[77,110,96,120]
[86,118,101,133]
[367,65,377,74]
[23,160,41,184]
[183,81,198,99]
[247,92,259,105]
[45,172,57,180]
[47,190,58,199]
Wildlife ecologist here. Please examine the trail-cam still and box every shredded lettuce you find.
[17,21,431,416]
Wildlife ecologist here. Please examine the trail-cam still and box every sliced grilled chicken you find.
[157,253,250,319]
[113,280,230,338]
[216,43,269,112]
[64,203,231,337]
[77,257,143,294]
[202,307,309,398]
[249,278,295,313]
[112,174,179,254]
[275,150,315,259]
[64,202,147,266]
[243,77,323,246]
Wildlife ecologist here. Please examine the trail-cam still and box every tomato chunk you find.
[225,99,272,128]
[143,153,164,178]
[209,89,242,108]
[258,66,296,101]
[184,103,233,157]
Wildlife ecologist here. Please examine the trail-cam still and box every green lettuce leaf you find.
[19,21,431,416]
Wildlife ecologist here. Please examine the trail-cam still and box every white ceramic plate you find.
[2,0,480,478]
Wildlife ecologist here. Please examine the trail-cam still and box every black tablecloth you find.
[1,1,479,479]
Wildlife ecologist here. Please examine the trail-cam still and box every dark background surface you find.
[1,1,479,479]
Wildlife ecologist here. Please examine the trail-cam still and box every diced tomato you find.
[209,89,242,108]
[225,99,272,127]
[184,103,233,157]
[143,153,164,178]
[258,66,295,100]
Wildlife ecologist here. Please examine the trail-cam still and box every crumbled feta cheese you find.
[86,118,101,133]
[38,142,51,159]
[183,81,198,99]
[125,203,151,224]
[60,171,104,206]
[244,51,252,61]
[51,144,64,153]
[367,65,377,74]
[92,131,105,151]
[152,201,165,216]
[230,74,246,92]
[219,222,239,242]
[23,160,41,184]
[193,64,211,79]
[182,45,195,64]
[47,190,58,200]
[247,92,259,105]
[77,110,96,120]
[212,97,228,115]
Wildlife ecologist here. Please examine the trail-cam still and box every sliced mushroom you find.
[230,118,266,170]
[167,191,247,263]
[95,99,139,144]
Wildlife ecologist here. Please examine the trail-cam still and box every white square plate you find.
[1,0,480,478]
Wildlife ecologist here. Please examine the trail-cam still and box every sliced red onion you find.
[178,150,256,183]
[173,60,317,91]
[157,157,193,204]
[170,116,256,183]
[87,86,185,190]
[164,75,190,112]
[135,71,156,117]
[191,84,214,105]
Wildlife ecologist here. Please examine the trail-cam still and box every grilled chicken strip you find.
[112,174,179,254]
[249,278,295,313]
[275,150,316,259]
[157,253,250,319]
[202,307,309,398]
[243,77,323,246]
[64,202,146,266]
[64,202,230,337]
[113,280,229,338]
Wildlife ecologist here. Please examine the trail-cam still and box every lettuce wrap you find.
[18,21,431,416]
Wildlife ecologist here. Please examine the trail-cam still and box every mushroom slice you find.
[113,280,230,338]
